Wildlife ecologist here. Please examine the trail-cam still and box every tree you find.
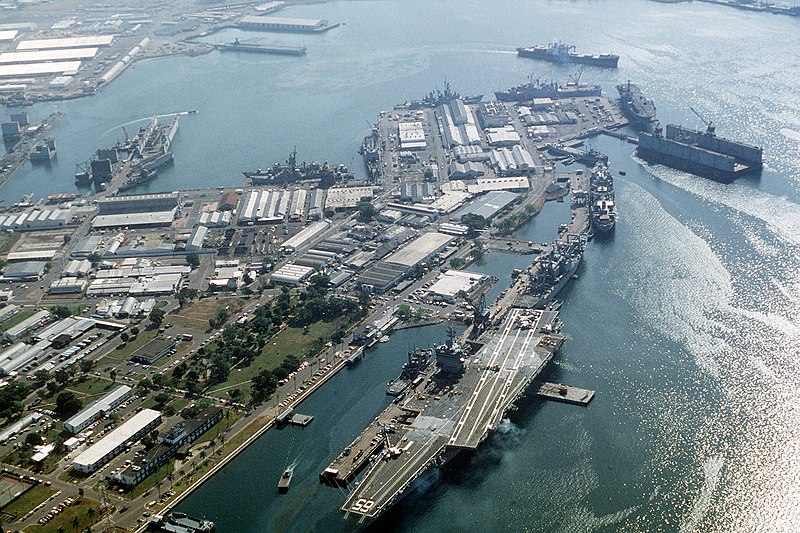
[71,515,80,532]
[110,369,117,384]
[154,392,171,407]
[186,252,201,269]
[149,307,165,326]
[120,331,130,343]
[25,432,43,447]
[86,507,96,522]
[87,252,103,266]
[472,238,486,260]
[177,287,198,307]
[251,369,277,403]
[54,369,71,386]
[449,257,466,269]
[55,391,82,419]
[51,305,73,319]
[79,359,94,374]
[130,326,140,336]
[356,201,376,222]
[32,369,51,385]
[461,213,487,238]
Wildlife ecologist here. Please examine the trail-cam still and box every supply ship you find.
[517,42,619,68]
[495,72,601,102]
[243,149,353,187]
[637,114,763,182]
[616,81,656,128]
[588,162,615,233]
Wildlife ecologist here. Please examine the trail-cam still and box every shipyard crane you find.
[689,106,716,136]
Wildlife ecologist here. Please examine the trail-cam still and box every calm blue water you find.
[5,0,800,530]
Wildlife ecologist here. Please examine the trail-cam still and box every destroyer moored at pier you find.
[517,42,619,68]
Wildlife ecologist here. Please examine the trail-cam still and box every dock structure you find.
[214,42,307,56]
[533,381,594,405]
[288,414,314,427]
[486,238,546,255]
[336,308,564,522]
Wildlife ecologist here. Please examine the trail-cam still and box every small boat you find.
[278,465,294,493]
[618,170,626,176]
[379,335,390,343]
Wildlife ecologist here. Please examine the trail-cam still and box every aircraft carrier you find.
[328,309,564,523]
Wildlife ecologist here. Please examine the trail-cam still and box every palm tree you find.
[167,472,174,491]
[86,506,96,523]
[71,515,80,532]
[57,527,67,533]
[110,369,117,384]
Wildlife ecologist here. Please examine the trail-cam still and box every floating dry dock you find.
[214,41,307,56]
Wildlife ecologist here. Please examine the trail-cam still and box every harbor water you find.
[4,0,799,530]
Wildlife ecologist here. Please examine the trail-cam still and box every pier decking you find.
[533,381,595,405]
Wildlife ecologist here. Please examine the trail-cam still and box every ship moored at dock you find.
[616,81,656,128]
[588,162,615,233]
[214,38,307,56]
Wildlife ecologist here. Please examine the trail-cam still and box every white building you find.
[72,409,161,473]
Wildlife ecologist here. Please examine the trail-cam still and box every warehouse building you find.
[238,15,331,32]
[383,232,453,268]
[3,309,51,341]
[92,209,177,229]
[218,191,239,211]
[280,220,330,253]
[72,409,162,474]
[356,262,407,293]
[427,270,487,303]
[454,190,519,222]
[97,193,180,215]
[0,261,47,282]
[271,263,315,285]
[34,316,94,345]
[324,186,373,212]
[185,225,208,252]
[0,340,49,376]
[71,235,103,258]
[130,338,176,365]
[486,126,521,146]
[64,385,132,434]
[398,121,426,150]
[62,259,92,278]
[16,35,115,50]
[48,277,86,295]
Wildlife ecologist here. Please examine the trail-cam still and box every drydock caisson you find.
[637,121,763,182]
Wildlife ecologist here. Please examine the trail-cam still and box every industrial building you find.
[0,48,98,64]
[16,35,115,50]
[2,309,51,341]
[92,209,178,229]
[398,121,426,150]
[33,316,94,345]
[0,261,47,282]
[71,235,104,258]
[271,263,315,285]
[62,259,92,278]
[197,211,232,228]
[356,262,408,293]
[383,232,453,268]
[427,270,487,302]
[72,409,162,474]
[0,413,41,444]
[0,61,82,78]
[467,176,530,194]
[218,191,239,211]
[454,190,519,221]
[280,220,330,253]
[0,209,70,230]
[97,193,180,215]
[238,15,332,32]
[486,126,521,146]
[185,226,208,252]
[478,101,509,128]
[0,340,49,376]
[49,277,86,294]
[130,338,176,365]
[64,385,132,434]
[324,186,374,212]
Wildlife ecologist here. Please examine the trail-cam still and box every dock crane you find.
[689,106,716,136]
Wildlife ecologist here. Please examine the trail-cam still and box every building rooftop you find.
[73,409,161,469]
[384,232,452,268]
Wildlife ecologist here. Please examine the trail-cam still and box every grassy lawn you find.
[66,376,115,399]
[0,484,55,517]
[205,318,346,400]
[168,297,246,330]
[0,308,36,330]
[36,497,102,533]
[97,329,159,368]
[0,231,21,255]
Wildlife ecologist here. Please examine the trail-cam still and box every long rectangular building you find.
[72,409,161,473]
[0,61,81,78]
[0,48,97,64]
[64,385,132,434]
[17,35,114,50]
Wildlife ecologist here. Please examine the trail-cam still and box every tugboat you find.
[278,464,294,493]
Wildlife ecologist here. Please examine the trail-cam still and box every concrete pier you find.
[533,381,594,405]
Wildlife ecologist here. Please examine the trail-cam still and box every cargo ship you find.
[517,42,619,68]
[616,81,656,128]
[589,162,615,233]
[243,149,354,187]
[637,121,763,182]
[495,73,601,102]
